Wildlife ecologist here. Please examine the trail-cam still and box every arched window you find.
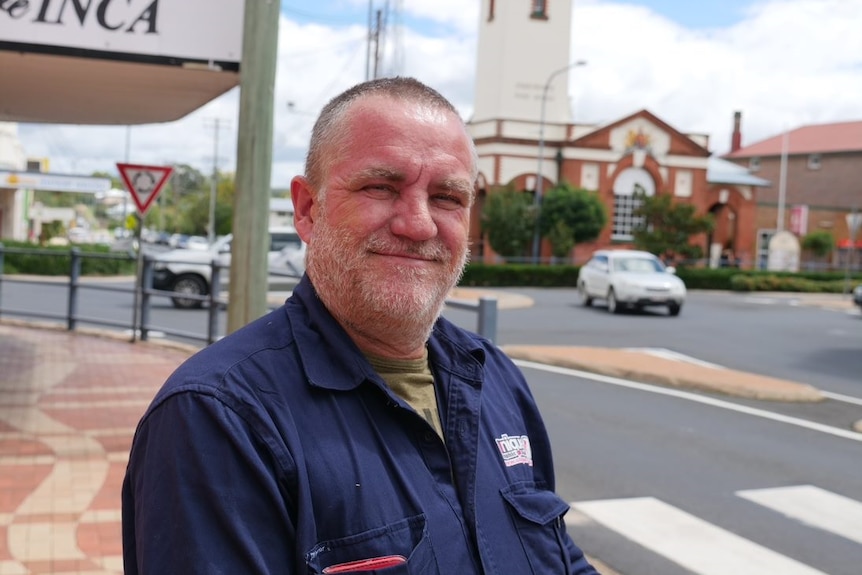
[612,168,655,241]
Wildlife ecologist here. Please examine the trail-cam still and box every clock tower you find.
[472,0,574,124]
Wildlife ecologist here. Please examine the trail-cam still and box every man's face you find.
[293,96,475,334]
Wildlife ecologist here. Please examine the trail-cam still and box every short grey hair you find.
[304,76,478,193]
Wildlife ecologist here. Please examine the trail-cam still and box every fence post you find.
[207,259,222,345]
[67,248,81,331]
[140,255,153,341]
[477,296,498,344]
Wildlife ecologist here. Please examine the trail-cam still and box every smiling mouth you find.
[375,251,436,263]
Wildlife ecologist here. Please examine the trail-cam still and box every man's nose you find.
[390,193,437,241]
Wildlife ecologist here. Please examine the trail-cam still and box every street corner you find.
[448,287,534,310]
[501,345,824,403]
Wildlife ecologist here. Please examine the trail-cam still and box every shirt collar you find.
[287,275,488,391]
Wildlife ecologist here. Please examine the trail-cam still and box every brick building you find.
[723,118,862,269]
[466,0,768,267]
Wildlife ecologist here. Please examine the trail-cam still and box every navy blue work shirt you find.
[122,276,597,575]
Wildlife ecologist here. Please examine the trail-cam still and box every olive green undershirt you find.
[365,349,443,440]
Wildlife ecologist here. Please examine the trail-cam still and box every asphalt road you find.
[527,362,862,575]
[445,287,862,397]
[2,280,861,573]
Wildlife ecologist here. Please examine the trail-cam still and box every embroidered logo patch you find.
[495,434,533,467]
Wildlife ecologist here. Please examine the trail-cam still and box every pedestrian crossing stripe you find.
[737,485,862,545]
[571,492,834,575]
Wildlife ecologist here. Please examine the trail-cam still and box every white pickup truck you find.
[150,227,305,309]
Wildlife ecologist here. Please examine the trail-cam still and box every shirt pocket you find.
[306,514,440,574]
[500,481,572,575]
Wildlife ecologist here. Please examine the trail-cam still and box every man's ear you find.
[291,176,316,243]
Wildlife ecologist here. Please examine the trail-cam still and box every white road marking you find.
[820,390,862,406]
[572,496,827,574]
[737,485,862,545]
[623,347,726,369]
[514,360,862,442]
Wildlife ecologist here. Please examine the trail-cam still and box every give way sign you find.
[117,163,174,215]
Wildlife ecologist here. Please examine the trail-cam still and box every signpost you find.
[117,163,173,341]
[845,210,861,294]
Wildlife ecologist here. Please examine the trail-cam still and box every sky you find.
[14,0,862,189]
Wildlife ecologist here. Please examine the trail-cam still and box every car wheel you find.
[170,274,208,309]
[607,288,622,314]
[668,302,682,317]
[577,282,593,307]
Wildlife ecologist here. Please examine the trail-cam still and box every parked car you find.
[185,235,211,251]
[576,249,686,316]
[853,284,862,312]
[150,227,305,309]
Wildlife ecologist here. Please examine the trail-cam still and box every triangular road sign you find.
[117,163,174,215]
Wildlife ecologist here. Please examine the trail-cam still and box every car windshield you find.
[613,257,664,273]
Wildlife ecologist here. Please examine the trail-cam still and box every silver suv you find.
[151,227,305,309]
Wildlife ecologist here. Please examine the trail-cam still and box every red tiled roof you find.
[724,119,862,158]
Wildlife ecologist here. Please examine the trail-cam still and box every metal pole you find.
[776,129,789,232]
[228,0,280,334]
[477,297,498,344]
[140,255,153,341]
[531,60,586,264]
[365,0,373,81]
[208,118,220,245]
[130,213,143,342]
[67,248,81,331]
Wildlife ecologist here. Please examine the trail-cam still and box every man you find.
[122,77,598,574]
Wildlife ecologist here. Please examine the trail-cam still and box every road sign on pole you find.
[847,212,862,239]
[117,163,173,215]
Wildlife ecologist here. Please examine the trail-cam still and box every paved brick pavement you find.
[0,322,193,575]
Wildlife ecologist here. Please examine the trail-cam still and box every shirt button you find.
[423,431,435,442]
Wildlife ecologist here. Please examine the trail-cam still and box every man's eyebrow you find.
[350,167,405,183]
[439,178,476,201]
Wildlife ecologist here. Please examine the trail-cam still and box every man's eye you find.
[365,184,395,195]
[434,194,465,207]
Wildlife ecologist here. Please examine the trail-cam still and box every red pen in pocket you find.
[322,554,407,573]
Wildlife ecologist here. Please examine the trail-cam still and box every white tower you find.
[472,0,574,124]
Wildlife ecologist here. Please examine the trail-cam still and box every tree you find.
[632,193,713,263]
[801,230,834,259]
[481,187,536,261]
[538,183,607,259]
[174,170,236,235]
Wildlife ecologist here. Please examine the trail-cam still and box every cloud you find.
[15,0,862,188]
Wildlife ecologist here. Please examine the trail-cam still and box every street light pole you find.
[531,59,587,263]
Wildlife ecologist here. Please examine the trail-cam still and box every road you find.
[2,281,861,573]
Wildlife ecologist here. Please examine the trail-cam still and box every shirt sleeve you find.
[566,533,600,574]
[122,390,298,574]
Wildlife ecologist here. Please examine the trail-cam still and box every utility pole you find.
[204,117,230,244]
[227,0,279,334]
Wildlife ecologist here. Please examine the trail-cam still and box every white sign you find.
[0,0,243,65]
[767,230,800,273]
[0,170,111,193]
[117,163,173,215]
[847,213,862,238]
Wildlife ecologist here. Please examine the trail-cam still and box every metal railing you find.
[0,244,498,345]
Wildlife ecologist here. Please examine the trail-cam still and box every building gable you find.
[572,110,711,158]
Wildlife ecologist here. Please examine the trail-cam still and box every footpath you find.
[0,288,858,575]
